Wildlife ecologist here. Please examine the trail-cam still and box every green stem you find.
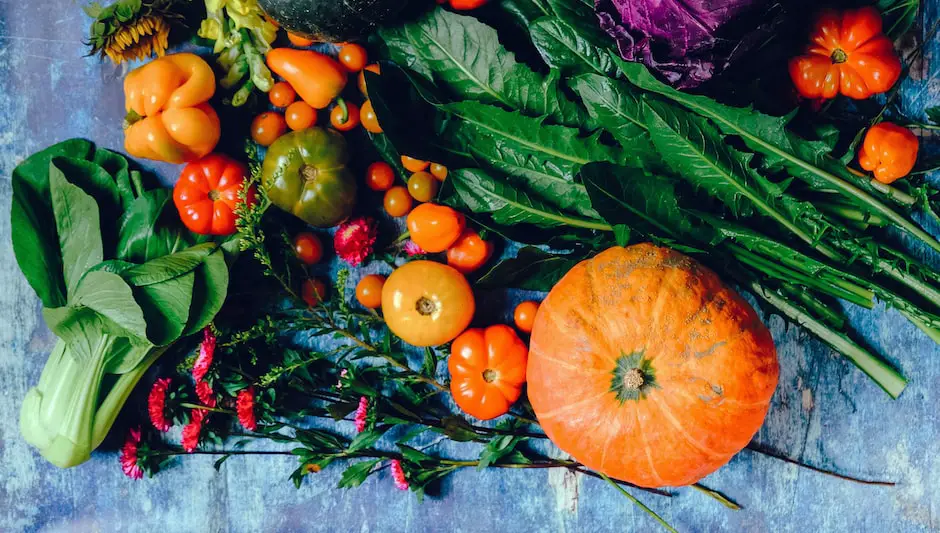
[691,484,741,510]
[745,443,895,486]
[599,473,678,533]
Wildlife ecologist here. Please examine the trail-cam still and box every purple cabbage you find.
[595,0,772,89]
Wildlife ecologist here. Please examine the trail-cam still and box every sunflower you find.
[85,0,184,64]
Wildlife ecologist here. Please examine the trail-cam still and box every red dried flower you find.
[390,459,409,491]
[195,380,217,408]
[182,409,207,453]
[237,387,258,432]
[193,327,216,383]
[120,427,143,480]
[403,239,425,257]
[334,216,378,266]
[354,396,369,433]
[147,378,172,432]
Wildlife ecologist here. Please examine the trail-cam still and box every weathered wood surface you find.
[1,2,939,532]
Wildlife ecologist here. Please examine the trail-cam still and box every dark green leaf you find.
[337,459,380,489]
[213,455,231,471]
[570,74,655,166]
[50,156,121,254]
[48,161,104,299]
[440,416,481,442]
[132,272,195,346]
[116,189,198,263]
[476,246,583,291]
[92,147,135,208]
[398,444,434,466]
[347,427,387,453]
[926,106,940,125]
[121,243,216,286]
[499,0,553,27]
[613,225,630,247]
[183,248,229,336]
[530,17,618,77]
[43,271,148,345]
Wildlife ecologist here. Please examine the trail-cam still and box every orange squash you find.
[527,244,778,488]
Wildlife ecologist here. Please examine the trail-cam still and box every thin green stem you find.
[746,443,895,486]
[691,483,741,510]
[599,473,678,533]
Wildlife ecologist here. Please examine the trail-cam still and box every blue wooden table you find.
[1,2,939,532]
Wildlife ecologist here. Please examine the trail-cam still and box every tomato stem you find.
[830,48,848,64]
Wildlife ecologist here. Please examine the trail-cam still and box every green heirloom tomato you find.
[262,128,357,227]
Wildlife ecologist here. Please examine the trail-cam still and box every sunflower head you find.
[85,0,185,64]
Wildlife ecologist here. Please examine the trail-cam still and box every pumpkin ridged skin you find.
[527,244,779,488]
[257,0,404,43]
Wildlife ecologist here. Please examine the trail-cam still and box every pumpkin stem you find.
[482,369,497,383]
[830,48,848,64]
[622,368,645,390]
[415,296,437,316]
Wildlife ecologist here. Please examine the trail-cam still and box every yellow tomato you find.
[382,261,475,347]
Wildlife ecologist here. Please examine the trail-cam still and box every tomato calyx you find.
[207,188,221,201]
[335,98,349,124]
[301,165,319,181]
[416,296,438,316]
[482,368,497,383]
[830,48,847,64]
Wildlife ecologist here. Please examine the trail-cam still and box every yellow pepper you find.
[124,53,220,164]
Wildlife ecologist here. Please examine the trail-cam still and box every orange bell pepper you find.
[124,53,221,164]
[266,48,347,109]
[858,122,919,184]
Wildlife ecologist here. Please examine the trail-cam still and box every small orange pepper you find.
[266,48,347,109]
[447,229,493,274]
[123,53,220,164]
[858,122,918,184]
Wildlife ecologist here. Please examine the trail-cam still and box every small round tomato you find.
[449,0,489,10]
[446,229,493,274]
[251,112,288,147]
[358,63,381,97]
[287,32,315,47]
[401,156,430,173]
[513,300,539,333]
[269,81,296,108]
[384,186,413,217]
[366,162,395,191]
[858,122,918,184]
[173,154,256,235]
[406,203,465,253]
[330,101,361,132]
[360,100,382,133]
[293,232,324,265]
[448,325,528,420]
[302,278,328,306]
[430,163,448,181]
[407,171,438,202]
[286,101,317,131]
[382,260,475,346]
[338,43,368,72]
[356,274,386,309]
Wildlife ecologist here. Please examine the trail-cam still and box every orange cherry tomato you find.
[286,101,317,130]
[293,232,324,265]
[356,274,386,309]
[788,7,901,100]
[407,171,438,203]
[330,101,361,132]
[173,154,256,235]
[269,81,297,108]
[448,325,528,420]
[382,260,475,346]
[446,229,493,274]
[302,278,328,306]
[858,122,918,184]
[406,203,465,253]
[401,156,430,173]
[287,32,315,47]
[513,300,540,334]
[384,186,413,217]
[338,43,368,72]
[358,63,381,97]
[366,162,396,191]
[430,163,448,181]
[360,100,382,133]
[251,112,287,147]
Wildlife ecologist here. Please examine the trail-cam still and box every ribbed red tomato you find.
[173,153,256,235]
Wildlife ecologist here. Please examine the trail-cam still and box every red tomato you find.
[293,232,324,265]
[366,162,395,191]
[173,154,255,235]
[302,278,328,306]
[330,101,361,132]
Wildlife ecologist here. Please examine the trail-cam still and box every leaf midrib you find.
[417,26,510,106]
[453,108,593,165]
[473,182,611,231]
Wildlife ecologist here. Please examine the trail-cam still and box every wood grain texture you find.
[0,1,938,532]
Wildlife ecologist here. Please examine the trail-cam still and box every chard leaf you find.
[49,161,104,299]
[116,189,199,263]
[121,243,217,286]
[11,139,94,308]
[530,16,618,77]
[477,246,584,291]
[92,147,135,208]
[43,271,148,347]
[617,60,940,254]
[132,272,195,347]
[450,168,610,231]
[183,248,229,336]
[378,7,586,127]
[50,157,121,257]
[443,100,618,168]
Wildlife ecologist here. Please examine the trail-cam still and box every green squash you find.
[257,0,405,43]
[261,128,357,228]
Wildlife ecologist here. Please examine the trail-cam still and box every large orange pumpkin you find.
[527,244,778,488]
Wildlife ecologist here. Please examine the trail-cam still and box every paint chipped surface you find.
[0,1,939,532]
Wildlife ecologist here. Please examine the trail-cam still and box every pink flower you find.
[403,239,425,257]
[181,409,207,453]
[195,380,217,408]
[237,387,258,432]
[147,378,172,432]
[336,369,348,389]
[120,427,143,480]
[193,328,216,383]
[354,396,369,433]
[334,217,378,266]
[390,459,409,491]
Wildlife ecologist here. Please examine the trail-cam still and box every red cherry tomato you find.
[293,232,324,265]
